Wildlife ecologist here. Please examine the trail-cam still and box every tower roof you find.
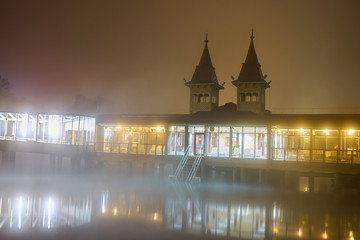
[185,35,224,89]
[232,30,268,85]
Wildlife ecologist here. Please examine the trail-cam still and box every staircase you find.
[169,146,202,182]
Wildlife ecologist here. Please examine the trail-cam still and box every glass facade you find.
[102,126,166,155]
[0,112,95,146]
[167,126,185,155]
[185,125,267,159]
[272,128,360,163]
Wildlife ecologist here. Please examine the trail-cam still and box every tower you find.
[185,35,224,114]
[232,30,270,113]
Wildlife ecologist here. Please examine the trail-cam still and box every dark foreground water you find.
[0,171,359,240]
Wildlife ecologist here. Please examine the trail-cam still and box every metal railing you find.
[174,145,191,179]
[98,142,166,156]
[186,154,202,182]
[272,148,360,164]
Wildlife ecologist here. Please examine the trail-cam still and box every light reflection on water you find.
[0,179,359,239]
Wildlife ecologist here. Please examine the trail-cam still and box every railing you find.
[272,148,360,164]
[186,154,202,182]
[174,146,191,179]
[98,142,166,156]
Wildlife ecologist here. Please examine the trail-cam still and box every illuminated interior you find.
[102,126,166,155]
[272,128,360,163]
[0,112,95,146]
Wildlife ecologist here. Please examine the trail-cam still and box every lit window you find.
[240,93,245,102]
[212,96,217,104]
[204,94,209,102]
[252,92,258,102]
[192,94,197,102]
[246,93,251,102]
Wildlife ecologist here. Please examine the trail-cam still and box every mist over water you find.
[0,155,360,240]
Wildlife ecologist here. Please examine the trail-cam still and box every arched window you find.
[252,92,258,102]
[204,94,209,102]
[212,96,217,104]
[246,93,251,102]
[198,94,203,103]
[240,93,245,102]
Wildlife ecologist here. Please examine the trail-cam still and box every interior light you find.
[153,212,158,221]
[322,231,327,239]
[47,197,52,229]
[350,230,354,240]
[113,208,118,216]
[49,117,59,138]
[348,129,354,135]
[18,196,22,230]
[323,129,329,135]
[298,228,302,237]
[157,127,163,132]
[116,126,121,130]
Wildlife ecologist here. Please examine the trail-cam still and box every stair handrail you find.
[174,145,191,179]
[186,154,202,182]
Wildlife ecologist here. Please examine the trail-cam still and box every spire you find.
[232,29,265,84]
[185,34,223,89]
[198,33,212,67]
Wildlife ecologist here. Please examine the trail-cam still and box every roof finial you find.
[250,27,254,40]
[205,32,208,44]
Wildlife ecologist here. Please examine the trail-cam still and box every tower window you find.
[246,93,251,102]
[212,96,217,104]
[204,94,209,103]
[252,92,258,102]
[240,93,245,102]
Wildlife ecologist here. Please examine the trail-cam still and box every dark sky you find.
[1,0,360,114]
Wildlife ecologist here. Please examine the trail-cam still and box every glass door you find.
[195,133,204,155]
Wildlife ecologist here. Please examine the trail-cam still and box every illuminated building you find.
[1,31,360,192]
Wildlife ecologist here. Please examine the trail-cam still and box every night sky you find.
[1,0,360,115]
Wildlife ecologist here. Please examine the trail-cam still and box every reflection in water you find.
[0,184,359,240]
[0,194,92,231]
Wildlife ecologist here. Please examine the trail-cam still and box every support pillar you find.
[334,173,342,193]
[57,154,63,171]
[308,175,315,193]
[259,169,263,185]
[232,168,237,184]
[50,153,56,172]
[9,151,16,169]
[240,168,246,184]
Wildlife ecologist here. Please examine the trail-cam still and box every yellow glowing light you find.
[102,207,106,214]
[137,205,140,213]
[116,126,121,130]
[300,128,304,133]
[157,127,163,132]
[298,228,302,237]
[273,227,278,234]
[113,208,118,216]
[348,129,354,135]
[350,230,354,240]
[323,129,329,135]
[322,231,328,239]
[304,187,308,192]
[153,212,158,221]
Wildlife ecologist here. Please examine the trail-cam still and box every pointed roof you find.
[232,30,267,85]
[185,34,224,89]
